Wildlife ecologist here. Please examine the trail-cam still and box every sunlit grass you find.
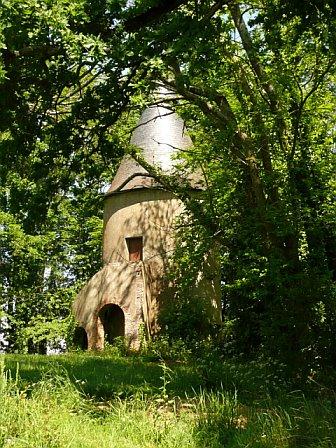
[3,351,202,399]
[1,353,336,447]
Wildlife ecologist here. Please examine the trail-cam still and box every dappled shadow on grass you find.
[3,353,203,399]
[3,354,336,448]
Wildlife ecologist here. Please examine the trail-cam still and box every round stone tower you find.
[73,102,221,350]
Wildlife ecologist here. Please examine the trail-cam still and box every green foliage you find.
[159,294,213,343]
[158,218,220,343]
[2,354,336,447]
[140,335,192,362]
[100,336,128,358]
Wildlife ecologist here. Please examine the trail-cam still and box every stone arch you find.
[73,326,88,350]
[98,304,125,344]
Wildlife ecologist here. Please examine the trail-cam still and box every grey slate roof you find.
[106,104,202,195]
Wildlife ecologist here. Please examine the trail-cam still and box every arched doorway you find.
[99,304,125,344]
[73,326,88,350]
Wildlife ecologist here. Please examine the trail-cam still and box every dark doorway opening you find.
[99,304,125,344]
[73,326,88,350]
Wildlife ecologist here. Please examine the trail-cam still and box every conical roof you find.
[106,103,201,195]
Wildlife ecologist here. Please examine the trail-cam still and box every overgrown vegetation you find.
[1,1,335,444]
[2,352,336,448]
[0,0,336,378]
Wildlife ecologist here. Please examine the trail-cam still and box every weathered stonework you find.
[73,102,221,350]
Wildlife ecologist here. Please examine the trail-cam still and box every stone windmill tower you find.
[73,98,221,350]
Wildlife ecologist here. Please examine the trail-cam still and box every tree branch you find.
[124,0,187,32]
[2,45,62,64]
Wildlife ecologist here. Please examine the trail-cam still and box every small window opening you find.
[126,237,143,262]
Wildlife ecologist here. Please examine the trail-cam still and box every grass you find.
[3,351,202,399]
[1,352,336,447]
